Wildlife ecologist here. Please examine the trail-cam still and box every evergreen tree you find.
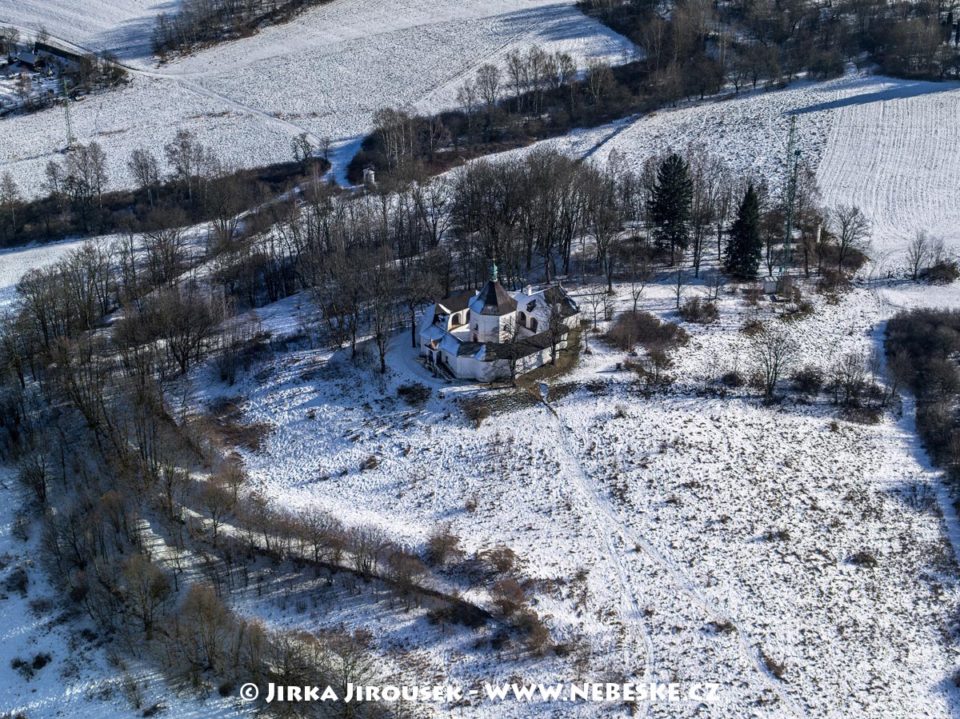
[725,183,762,279]
[647,153,692,264]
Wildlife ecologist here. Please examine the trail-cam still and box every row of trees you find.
[643,150,870,281]
[581,0,960,83]
[1,129,322,246]
[886,310,960,484]
[153,0,336,57]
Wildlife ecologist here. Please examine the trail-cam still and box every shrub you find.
[3,566,28,595]
[397,382,431,405]
[707,619,736,634]
[742,286,764,305]
[605,311,688,353]
[678,297,718,324]
[720,371,744,388]
[816,269,850,294]
[462,399,492,427]
[359,455,379,471]
[791,366,824,396]
[426,528,464,566]
[480,546,518,575]
[841,404,883,425]
[426,602,487,628]
[491,578,526,616]
[761,650,786,680]
[849,551,877,567]
[924,260,960,284]
[10,658,29,679]
[740,318,764,336]
[624,353,674,388]
[514,609,551,655]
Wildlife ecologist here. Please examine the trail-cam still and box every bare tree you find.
[121,554,172,640]
[142,213,188,286]
[750,323,797,400]
[586,59,615,105]
[370,246,397,373]
[830,204,870,273]
[476,64,501,116]
[0,172,22,241]
[349,526,387,578]
[673,249,686,309]
[200,480,235,547]
[178,583,233,672]
[128,148,161,207]
[291,132,313,165]
[906,231,930,281]
[148,283,223,375]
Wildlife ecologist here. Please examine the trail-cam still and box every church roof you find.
[436,291,474,314]
[542,285,580,318]
[469,280,517,317]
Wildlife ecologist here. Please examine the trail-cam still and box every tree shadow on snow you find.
[788,78,960,115]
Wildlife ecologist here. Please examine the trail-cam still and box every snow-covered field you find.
[501,73,960,260]
[0,0,636,193]
[184,273,960,719]
[0,238,90,309]
[3,234,960,717]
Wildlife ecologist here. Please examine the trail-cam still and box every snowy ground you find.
[174,270,960,719]
[499,72,960,262]
[0,0,637,194]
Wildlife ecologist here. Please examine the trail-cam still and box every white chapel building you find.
[417,263,580,381]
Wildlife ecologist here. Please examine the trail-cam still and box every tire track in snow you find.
[543,397,808,718]
[539,401,656,716]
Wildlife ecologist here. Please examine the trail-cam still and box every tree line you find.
[153,0,337,58]
[0,130,329,247]
[581,0,960,83]
[886,310,960,488]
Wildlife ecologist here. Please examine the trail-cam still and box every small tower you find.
[362,166,376,188]
[61,77,75,150]
[469,258,517,343]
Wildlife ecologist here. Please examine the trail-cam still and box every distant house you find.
[12,51,44,71]
[34,42,81,67]
[417,263,580,381]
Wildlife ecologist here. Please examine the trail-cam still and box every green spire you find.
[490,259,498,283]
